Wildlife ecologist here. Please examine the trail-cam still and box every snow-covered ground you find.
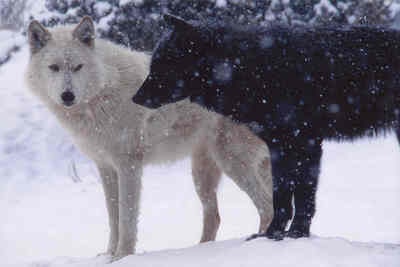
[1,43,399,266]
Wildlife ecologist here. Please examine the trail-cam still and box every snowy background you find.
[1,1,400,266]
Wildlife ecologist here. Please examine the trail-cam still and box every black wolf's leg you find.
[287,139,322,238]
[264,145,298,240]
[396,127,400,145]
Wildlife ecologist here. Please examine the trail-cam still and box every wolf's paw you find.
[286,220,310,239]
[265,229,286,240]
[245,233,263,241]
[286,229,310,239]
[112,250,133,262]
[246,230,285,241]
[111,253,127,262]
[95,252,113,264]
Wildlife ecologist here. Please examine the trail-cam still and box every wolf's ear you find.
[73,16,95,48]
[164,14,194,31]
[28,20,51,54]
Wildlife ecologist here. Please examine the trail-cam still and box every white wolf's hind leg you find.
[192,145,222,243]
[223,158,273,234]
[214,119,274,234]
[97,164,119,255]
[255,158,274,233]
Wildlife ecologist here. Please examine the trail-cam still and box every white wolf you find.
[25,17,273,260]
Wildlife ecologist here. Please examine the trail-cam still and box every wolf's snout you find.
[132,91,160,109]
[61,91,76,107]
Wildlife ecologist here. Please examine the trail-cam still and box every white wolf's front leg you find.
[113,156,143,261]
[97,163,119,256]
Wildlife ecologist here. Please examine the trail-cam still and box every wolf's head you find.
[132,14,209,109]
[26,16,106,109]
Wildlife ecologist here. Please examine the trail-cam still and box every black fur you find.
[133,15,400,239]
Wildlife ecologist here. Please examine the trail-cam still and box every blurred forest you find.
[0,0,398,55]
[40,0,398,51]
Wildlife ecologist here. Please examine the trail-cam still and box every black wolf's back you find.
[205,24,400,139]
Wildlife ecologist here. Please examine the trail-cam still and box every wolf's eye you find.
[48,64,60,72]
[73,64,83,72]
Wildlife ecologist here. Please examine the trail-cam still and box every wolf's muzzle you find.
[61,91,76,107]
[132,88,162,109]
[132,94,161,109]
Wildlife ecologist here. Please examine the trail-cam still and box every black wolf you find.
[133,15,400,239]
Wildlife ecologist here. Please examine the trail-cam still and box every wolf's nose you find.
[61,91,75,106]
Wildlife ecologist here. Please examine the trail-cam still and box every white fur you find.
[25,19,273,261]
